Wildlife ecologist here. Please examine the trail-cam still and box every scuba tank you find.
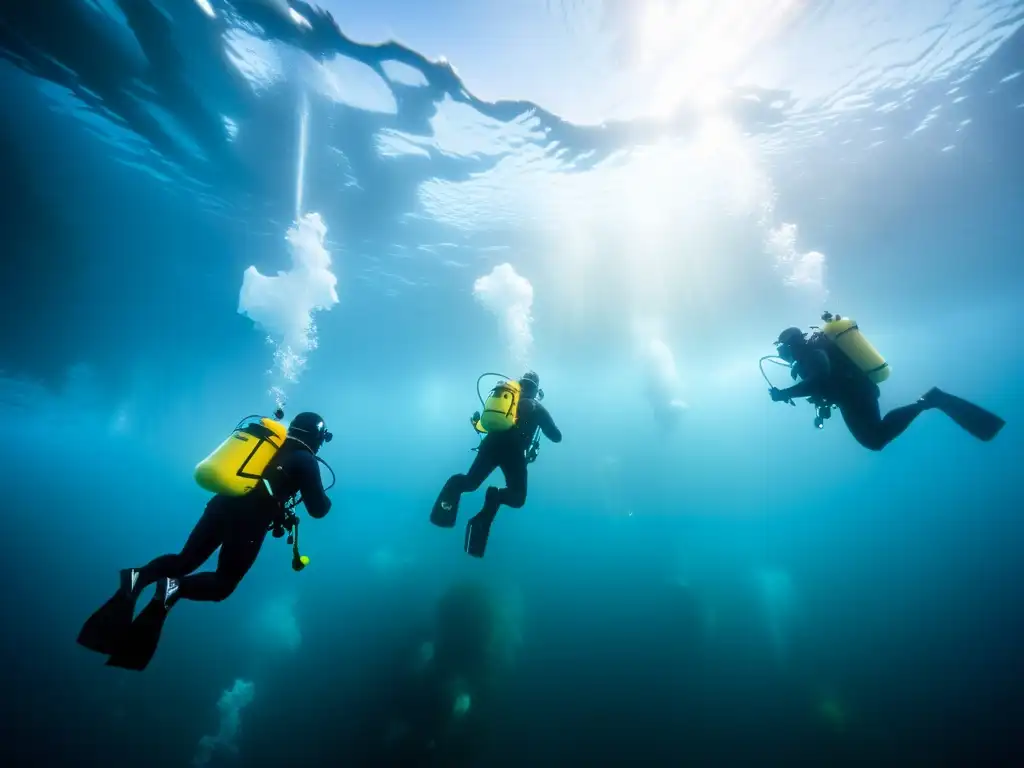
[820,312,890,384]
[476,374,521,433]
[472,373,543,462]
[194,409,288,496]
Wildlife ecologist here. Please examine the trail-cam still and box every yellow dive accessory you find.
[820,311,890,384]
[195,414,288,496]
[476,373,521,433]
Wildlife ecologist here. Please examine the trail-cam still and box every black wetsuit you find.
[778,337,925,451]
[435,397,561,556]
[450,398,561,507]
[136,439,331,601]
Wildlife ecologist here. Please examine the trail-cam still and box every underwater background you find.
[2,0,1024,765]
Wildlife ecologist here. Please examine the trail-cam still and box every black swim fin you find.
[77,568,141,656]
[430,490,460,528]
[925,388,1005,442]
[106,578,178,672]
[464,512,495,558]
[465,491,500,559]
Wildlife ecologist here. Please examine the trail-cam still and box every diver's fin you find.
[464,512,495,561]
[77,568,141,656]
[105,578,178,671]
[925,388,1005,442]
[430,491,459,528]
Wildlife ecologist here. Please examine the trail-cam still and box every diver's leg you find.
[838,391,888,451]
[432,447,498,527]
[494,452,528,509]
[176,512,269,602]
[877,403,928,445]
[464,450,527,558]
[840,389,924,451]
[135,499,226,587]
[452,445,499,494]
[105,510,265,670]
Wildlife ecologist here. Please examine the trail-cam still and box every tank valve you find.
[273,407,285,420]
[821,311,834,322]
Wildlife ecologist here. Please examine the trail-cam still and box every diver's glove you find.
[471,411,481,425]
[769,387,789,403]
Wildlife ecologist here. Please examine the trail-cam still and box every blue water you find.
[2,1,1024,765]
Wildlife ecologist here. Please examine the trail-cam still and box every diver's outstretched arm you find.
[537,405,562,443]
[777,349,830,401]
[778,380,816,400]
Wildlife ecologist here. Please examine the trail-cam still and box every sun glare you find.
[637,0,804,117]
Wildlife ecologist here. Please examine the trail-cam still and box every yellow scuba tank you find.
[821,312,890,384]
[194,414,289,496]
[478,379,522,433]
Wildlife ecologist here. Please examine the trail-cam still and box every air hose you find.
[281,455,335,572]
[759,355,833,429]
[289,514,308,572]
[759,356,796,406]
[476,371,513,407]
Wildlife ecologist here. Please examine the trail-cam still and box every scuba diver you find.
[765,313,1005,450]
[430,371,562,558]
[77,411,334,671]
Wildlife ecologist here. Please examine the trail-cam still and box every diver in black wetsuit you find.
[78,412,333,670]
[431,371,562,558]
[769,327,1005,450]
